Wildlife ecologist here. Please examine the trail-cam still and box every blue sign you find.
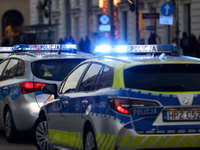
[159,16,173,25]
[160,3,174,16]
[99,14,110,25]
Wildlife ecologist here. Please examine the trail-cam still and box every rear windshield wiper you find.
[149,85,185,92]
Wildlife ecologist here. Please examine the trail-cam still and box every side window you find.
[61,63,88,93]
[79,63,103,92]
[15,60,25,77]
[3,59,18,80]
[0,60,9,80]
[92,68,103,90]
[98,66,113,89]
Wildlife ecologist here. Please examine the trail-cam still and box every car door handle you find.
[82,100,88,105]
[3,87,8,91]
[63,101,69,105]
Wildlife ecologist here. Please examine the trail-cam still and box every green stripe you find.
[140,136,158,148]
[118,136,132,147]
[165,136,182,147]
[177,136,187,147]
[105,135,115,150]
[188,136,199,147]
[97,134,106,149]
[193,135,200,143]
[152,136,170,148]
[96,133,102,141]
[128,136,145,148]
[100,134,110,150]
[110,141,115,150]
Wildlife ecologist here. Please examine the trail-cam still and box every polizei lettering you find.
[133,108,157,115]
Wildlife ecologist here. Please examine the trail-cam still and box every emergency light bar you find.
[13,44,77,52]
[0,47,13,53]
[94,44,177,54]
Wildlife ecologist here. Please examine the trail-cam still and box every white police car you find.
[36,44,200,150]
[0,44,92,143]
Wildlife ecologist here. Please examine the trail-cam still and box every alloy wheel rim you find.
[35,120,52,150]
[5,111,12,137]
[85,131,95,150]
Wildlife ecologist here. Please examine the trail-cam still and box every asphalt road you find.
[0,130,37,150]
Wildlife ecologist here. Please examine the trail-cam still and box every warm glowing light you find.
[99,0,104,8]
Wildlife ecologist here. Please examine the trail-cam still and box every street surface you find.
[0,130,37,150]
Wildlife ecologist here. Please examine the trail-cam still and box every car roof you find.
[85,54,200,68]
[7,51,93,61]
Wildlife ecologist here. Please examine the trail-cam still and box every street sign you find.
[99,14,111,31]
[146,26,156,30]
[160,3,174,16]
[142,13,159,19]
[159,16,173,25]
[99,25,111,32]
[99,14,110,25]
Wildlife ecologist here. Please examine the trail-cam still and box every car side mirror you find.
[42,84,58,98]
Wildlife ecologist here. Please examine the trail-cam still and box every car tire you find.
[33,115,53,150]
[4,108,18,143]
[84,126,97,150]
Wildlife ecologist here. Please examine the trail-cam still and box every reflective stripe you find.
[164,136,182,147]
[177,136,187,147]
[105,135,115,150]
[97,133,106,149]
[118,136,132,147]
[152,136,170,148]
[140,136,158,148]
[69,132,77,148]
[128,136,145,148]
[100,134,110,150]
[188,136,199,147]
[96,133,102,141]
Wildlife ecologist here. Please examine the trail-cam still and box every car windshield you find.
[124,64,200,92]
[31,59,85,81]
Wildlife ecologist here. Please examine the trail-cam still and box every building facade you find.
[28,0,200,53]
[0,0,30,46]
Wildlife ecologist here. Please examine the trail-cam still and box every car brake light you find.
[19,82,46,94]
[109,98,159,115]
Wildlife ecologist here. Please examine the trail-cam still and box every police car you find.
[36,44,200,150]
[0,44,92,143]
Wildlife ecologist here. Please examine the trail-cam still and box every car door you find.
[0,59,10,128]
[0,59,20,128]
[48,63,89,148]
[66,63,103,149]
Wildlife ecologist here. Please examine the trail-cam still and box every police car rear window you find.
[124,64,200,92]
[31,59,85,81]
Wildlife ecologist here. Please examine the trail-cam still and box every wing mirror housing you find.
[42,84,58,98]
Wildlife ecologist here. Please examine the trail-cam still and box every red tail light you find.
[19,82,46,94]
[109,98,159,115]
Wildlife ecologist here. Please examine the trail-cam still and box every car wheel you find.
[4,108,18,142]
[34,115,53,150]
[85,126,97,150]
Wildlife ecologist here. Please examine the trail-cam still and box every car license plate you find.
[163,110,200,121]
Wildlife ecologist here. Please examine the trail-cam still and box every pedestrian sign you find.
[160,3,174,16]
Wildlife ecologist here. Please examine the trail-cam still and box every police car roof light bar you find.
[94,44,178,54]
[13,44,77,53]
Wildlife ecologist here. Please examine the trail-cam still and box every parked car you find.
[0,44,92,142]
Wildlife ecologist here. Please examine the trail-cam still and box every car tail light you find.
[109,98,159,115]
[19,82,46,94]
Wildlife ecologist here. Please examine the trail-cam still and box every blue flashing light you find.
[13,44,77,52]
[94,44,177,54]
